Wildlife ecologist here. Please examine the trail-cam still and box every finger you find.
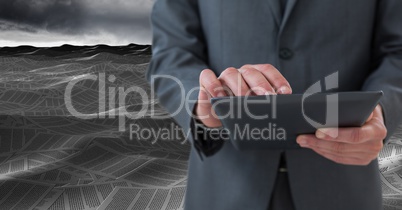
[297,135,362,153]
[315,120,386,144]
[316,104,387,144]
[246,64,292,94]
[366,112,373,123]
[310,147,374,166]
[218,67,250,96]
[297,135,381,158]
[196,86,213,120]
[199,69,226,98]
[373,105,385,123]
[197,70,225,127]
[198,69,223,117]
[237,66,275,95]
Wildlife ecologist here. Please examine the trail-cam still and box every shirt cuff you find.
[190,117,226,158]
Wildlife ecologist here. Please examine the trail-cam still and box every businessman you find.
[147,0,402,209]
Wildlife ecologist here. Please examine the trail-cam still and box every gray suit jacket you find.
[147,0,402,209]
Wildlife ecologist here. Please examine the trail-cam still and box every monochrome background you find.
[0,0,402,210]
[0,0,153,46]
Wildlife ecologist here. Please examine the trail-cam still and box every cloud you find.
[0,21,147,47]
[0,0,86,33]
[0,20,37,33]
[0,0,153,46]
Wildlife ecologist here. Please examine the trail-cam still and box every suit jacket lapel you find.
[267,0,282,28]
[279,0,298,34]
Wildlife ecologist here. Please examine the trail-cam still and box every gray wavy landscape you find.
[0,44,401,210]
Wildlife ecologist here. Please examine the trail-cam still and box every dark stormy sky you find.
[0,0,153,46]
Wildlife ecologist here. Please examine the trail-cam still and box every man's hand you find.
[296,105,387,165]
[195,64,292,128]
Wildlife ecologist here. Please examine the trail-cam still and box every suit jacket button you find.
[279,48,293,60]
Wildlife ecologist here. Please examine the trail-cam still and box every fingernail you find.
[315,130,326,139]
[277,86,291,94]
[318,128,338,139]
[297,136,308,146]
[252,88,265,95]
[217,92,225,97]
[265,91,277,95]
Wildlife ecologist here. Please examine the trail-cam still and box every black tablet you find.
[210,91,383,150]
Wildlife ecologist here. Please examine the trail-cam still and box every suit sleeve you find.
[362,0,402,142]
[146,0,211,157]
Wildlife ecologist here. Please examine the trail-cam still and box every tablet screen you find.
[211,91,383,150]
